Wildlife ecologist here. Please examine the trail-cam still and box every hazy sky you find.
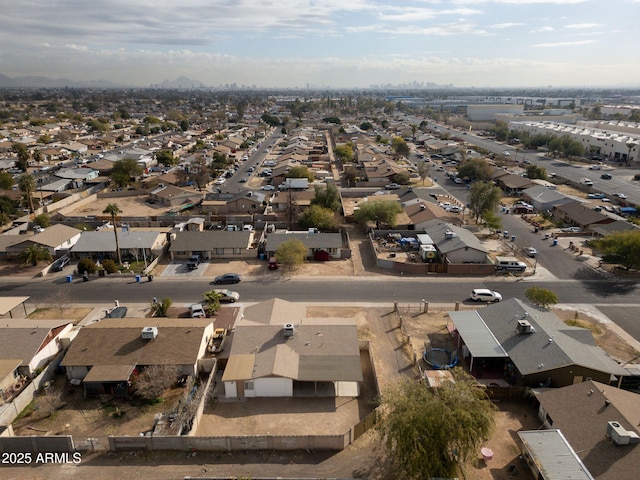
[1,0,638,89]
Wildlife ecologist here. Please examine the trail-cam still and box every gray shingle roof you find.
[265,232,343,251]
[168,230,252,252]
[422,219,487,254]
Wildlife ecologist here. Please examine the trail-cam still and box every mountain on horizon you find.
[0,73,207,89]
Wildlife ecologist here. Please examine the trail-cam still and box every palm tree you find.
[18,174,36,213]
[18,244,52,267]
[102,203,123,265]
[626,142,637,167]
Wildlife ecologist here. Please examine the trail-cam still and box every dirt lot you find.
[67,194,173,218]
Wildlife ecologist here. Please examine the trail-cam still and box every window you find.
[216,248,224,255]
[245,381,254,390]
[233,248,241,255]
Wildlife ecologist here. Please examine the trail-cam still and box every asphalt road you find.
[2,273,637,308]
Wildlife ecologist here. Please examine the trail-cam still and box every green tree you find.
[299,205,338,231]
[18,173,36,213]
[18,244,52,267]
[468,181,502,223]
[354,200,403,229]
[155,150,177,166]
[203,290,222,316]
[102,203,123,265]
[343,166,359,187]
[590,230,640,270]
[393,172,410,185]
[285,165,314,182]
[311,183,340,212]
[526,165,547,180]
[275,239,308,271]
[0,171,14,190]
[110,158,143,187]
[458,158,492,182]
[525,287,558,309]
[334,144,354,163]
[12,143,30,171]
[390,136,410,159]
[32,148,42,167]
[482,210,502,232]
[34,213,50,227]
[377,371,496,479]
[77,258,97,274]
[359,121,373,131]
[150,297,172,317]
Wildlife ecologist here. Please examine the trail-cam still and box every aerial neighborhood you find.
[1,87,640,479]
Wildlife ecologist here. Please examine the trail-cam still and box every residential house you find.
[590,221,638,237]
[0,319,74,401]
[55,167,100,189]
[149,183,205,208]
[448,298,628,388]
[532,380,639,480]
[60,318,214,398]
[494,173,535,195]
[5,224,81,259]
[70,230,167,262]
[270,190,314,213]
[200,191,267,216]
[404,202,460,230]
[168,230,255,260]
[221,298,363,398]
[521,185,574,212]
[422,219,489,264]
[552,201,615,231]
[263,231,345,260]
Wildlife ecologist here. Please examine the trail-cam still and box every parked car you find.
[212,289,240,303]
[613,193,627,199]
[187,254,202,270]
[190,304,206,318]
[385,183,401,190]
[214,273,242,284]
[525,247,537,258]
[587,193,606,199]
[51,257,71,272]
[470,289,502,303]
[561,227,582,233]
[600,173,612,180]
[239,177,248,183]
[261,184,275,191]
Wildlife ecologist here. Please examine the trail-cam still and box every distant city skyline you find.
[1,0,639,89]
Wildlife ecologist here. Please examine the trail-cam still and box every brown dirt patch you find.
[67,194,170,218]
[11,376,188,438]
[28,307,93,322]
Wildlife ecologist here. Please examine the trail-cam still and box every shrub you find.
[101,259,118,274]
[77,258,97,274]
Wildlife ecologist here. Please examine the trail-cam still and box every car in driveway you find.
[470,289,502,302]
[212,289,240,303]
[261,184,275,191]
[214,273,242,284]
[187,254,202,270]
[51,257,71,272]
[561,227,582,233]
[385,183,401,190]
[525,247,537,258]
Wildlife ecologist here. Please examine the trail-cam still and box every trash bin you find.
[66,275,73,283]
[552,239,558,246]
[82,274,89,282]
[511,235,516,242]
[503,231,509,238]
[135,275,141,283]
[147,275,153,282]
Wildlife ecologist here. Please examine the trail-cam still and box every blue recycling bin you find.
[66,275,73,283]
[552,239,558,246]
[135,275,141,283]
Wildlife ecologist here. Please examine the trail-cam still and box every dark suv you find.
[51,257,71,272]
[187,254,202,270]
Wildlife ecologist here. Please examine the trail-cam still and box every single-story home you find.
[221,298,363,398]
[448,298,628,388]
[5,223,81,258]
[532,380,640,480]
[168,230,255,260]
[521,185,574,212]
[70,230,167,262]
[60,318,214,398]
[263,231,346,260]
[0,319,74,400]
[422,219,489,264]
[552,201,615,231]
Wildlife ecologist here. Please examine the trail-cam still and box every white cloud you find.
[489,22,526,29]
[564,23,601,29]
[532,39,597,47]
[531,26,554,32]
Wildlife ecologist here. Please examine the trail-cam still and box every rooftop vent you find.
[283,323,294,338]
[516,320,533,334]
[141,326,158,340]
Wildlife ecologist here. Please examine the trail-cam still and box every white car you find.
[261,185,275,191]
[214,177,226,185]
[503,151,511,156]
[561,227,582,233]
[385,183,401,190]
[470,289,502,303]
[614,193,627,199]
[525,247,537,258]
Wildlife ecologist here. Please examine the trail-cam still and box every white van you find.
[495,256,527,272]
[190,304,206,318]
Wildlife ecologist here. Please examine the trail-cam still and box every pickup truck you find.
[208,328,228,353]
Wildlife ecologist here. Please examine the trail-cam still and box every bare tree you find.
[133,364,179,401]
[46,290,72,321]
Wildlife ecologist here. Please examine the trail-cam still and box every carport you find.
[0,296,30,318]
[448,309,509,372]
